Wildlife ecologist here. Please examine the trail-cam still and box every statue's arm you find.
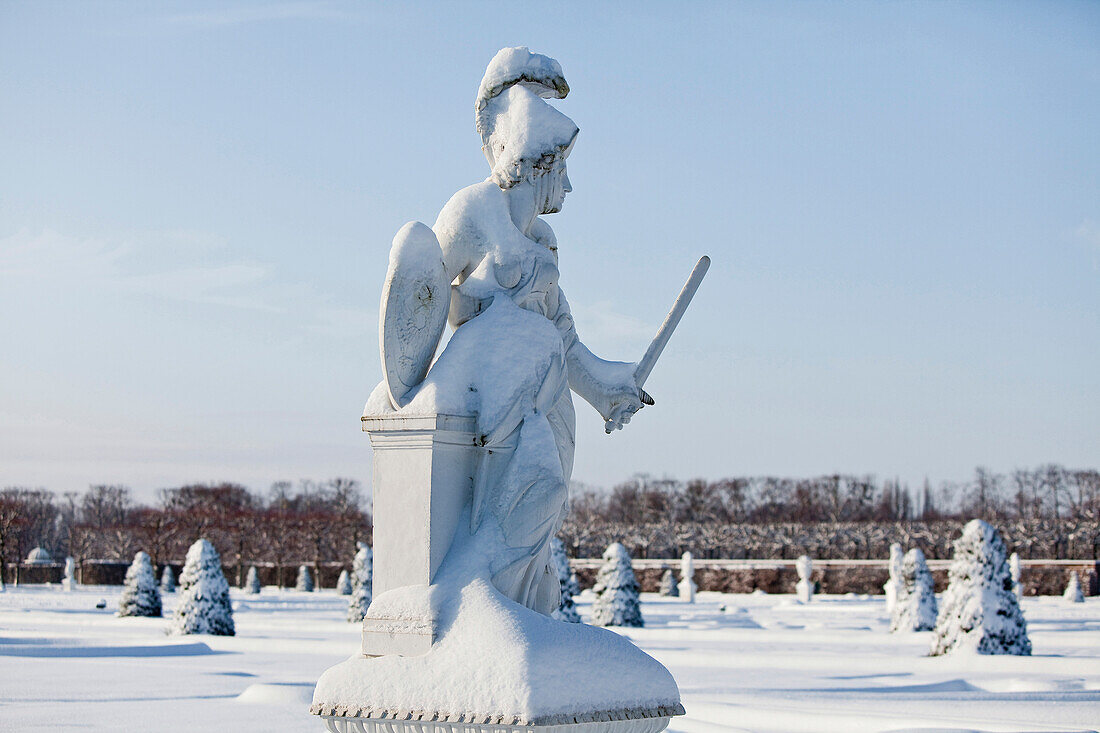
[553,289,646,430]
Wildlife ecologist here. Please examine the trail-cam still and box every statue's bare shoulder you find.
[433,180,515,278]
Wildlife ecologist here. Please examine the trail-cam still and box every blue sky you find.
[2,1,1098,503]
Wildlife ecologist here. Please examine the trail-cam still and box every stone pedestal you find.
[360,413,479,657]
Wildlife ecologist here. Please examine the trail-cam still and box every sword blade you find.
[634,255,710,387]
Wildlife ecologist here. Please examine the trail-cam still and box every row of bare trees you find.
[0,480,371,586]
[3,465,1097,584]
[559,518,1100,561]
[570,465,1100,527]
[560,465,1099,560]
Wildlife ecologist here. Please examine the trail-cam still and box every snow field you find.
[1,586,1098,732]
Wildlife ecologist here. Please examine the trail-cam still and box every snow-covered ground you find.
[1,586,1097,732]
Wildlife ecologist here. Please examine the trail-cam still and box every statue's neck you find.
[504,182,538,238]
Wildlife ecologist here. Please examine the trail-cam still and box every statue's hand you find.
[599,363,655,433]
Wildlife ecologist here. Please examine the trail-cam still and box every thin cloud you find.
[123,263,281,313]
[0,227,357,322]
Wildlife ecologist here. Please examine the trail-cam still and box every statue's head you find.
[475,48,578,212]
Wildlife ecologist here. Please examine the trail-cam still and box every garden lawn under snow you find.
[1,587,1098,733]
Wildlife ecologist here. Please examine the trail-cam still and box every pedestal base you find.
[312,573,683,733]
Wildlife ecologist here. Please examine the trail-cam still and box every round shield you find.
[379,221,450,408]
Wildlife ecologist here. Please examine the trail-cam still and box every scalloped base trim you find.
[312,705,682,733]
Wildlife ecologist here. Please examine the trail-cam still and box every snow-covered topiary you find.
[336,569,352,596]
[658,567,679,597]
[347,542,373,623]
[891,548,937,632]
[548,537,580,623]
[678,551,696,603]
[1009,552,1022,600]
[591,542,643,627]
[160,565,176,594]
[795,555,813,603]
[117,551,162,618]
[1064,572,1084,603]
[930,519,1029,656]
[245,565,261,594]
[295,564,314,592]
[171,539,235,636]
[884,542,903,615]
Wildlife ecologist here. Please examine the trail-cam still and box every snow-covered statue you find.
[1009,551,1022,600]
[930,519,1030,656]
[658,567,679,597]
[1064,571,1084,603]
[62,556,77,592]
[160,565,176,594]
[678,551,696,603]
[313,48,692,733]
[795,555,814,603]
[890,548,937,633]
[883,542,903,615]
[245,565,261,595]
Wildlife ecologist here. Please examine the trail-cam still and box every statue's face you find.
[541,161,571,215]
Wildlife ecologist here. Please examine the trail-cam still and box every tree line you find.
[3,464,1097,585]
[562,465,1100,560]
[0,479,371,586]
[569,465,1100,526]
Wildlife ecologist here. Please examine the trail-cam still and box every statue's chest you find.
[455,240,560,322]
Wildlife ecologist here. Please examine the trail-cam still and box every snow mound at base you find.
[236,682,316,706]
[313,527,681,724]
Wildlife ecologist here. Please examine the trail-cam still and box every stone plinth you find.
[360,412,482,657]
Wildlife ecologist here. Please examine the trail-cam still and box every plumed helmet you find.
[475,47,579,188]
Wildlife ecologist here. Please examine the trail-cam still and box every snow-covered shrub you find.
[295,564,314,592]
[336,569,352,596]
[891,548,937,632]
[795,555,813,603]
[658,567,679,597]
[549,537,580,623]
[171,539,235,636]
[884,543,903,615]
[1009,552,1022,600]
[160,566,176,594]
[591,542,643,627]
[1064,572,1084,603]
[930,519,1029,656]
[678,551,696,602]
[347,542,373,623]
[118,551,162,618]
[245,566,261,594]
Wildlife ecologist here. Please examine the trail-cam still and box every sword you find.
[605,255,711,433]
